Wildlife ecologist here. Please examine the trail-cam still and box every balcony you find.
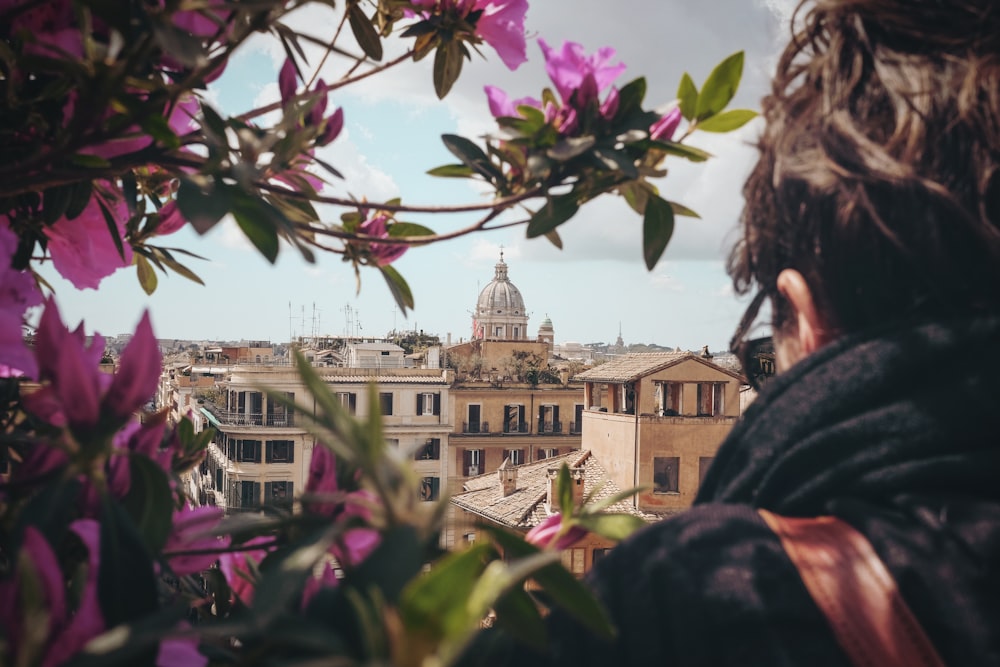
[569,421,581,435]
[502,422,529,434]
[537,421,563,435]
[462,421,490,434]
[204,409,295,427]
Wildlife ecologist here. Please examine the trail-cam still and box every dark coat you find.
[473,317,1000,666]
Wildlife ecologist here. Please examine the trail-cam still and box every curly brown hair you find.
[730,0,1000,335]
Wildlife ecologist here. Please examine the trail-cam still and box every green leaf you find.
[387,222,434,238]
[433,40,463,99]
[616,77,647,118]
[441,134,502,183]
[492,586,548,651]
[483,527,616,639]
[70,153,111,168]
[619,180,653,215]
[135,254,158,295]
[176,179,231,234]
[65,180,93,220]
[232,198,280,263]
[642,195,675,271]
[547,135,596,162]
[141,112,180,149]
[42,185,73,225]
[543,229,563,250]
[350,527,425,605]
[399,542,493,637]
[592,147,638,179]
[199,104,228,145]
[151,22,207,68]
[694,51,744,121]
[575,513,648,542]
[695,108,758,133]
[121,454,174,554]
[526,193,579,238]
[677,73,698,121]
[348,2,383,61]
[96,197,126,261]
[556,464,574,516]
[98,498,159,638]
[427,164,475,178]
[649,140,713,162]
[380,264,415,314]
[668,200,701,219]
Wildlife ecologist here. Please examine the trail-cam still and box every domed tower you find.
[537,314,554,352]
[474,251,528,340]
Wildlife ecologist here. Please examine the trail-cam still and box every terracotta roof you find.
[572,352,690,383]
[450,450,657,530]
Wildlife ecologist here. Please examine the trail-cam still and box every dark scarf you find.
[696,315,1000,515]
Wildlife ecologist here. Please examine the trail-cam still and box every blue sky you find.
[40,0,796,351]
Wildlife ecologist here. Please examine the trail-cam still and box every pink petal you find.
[649,105,682,142]
[103,312,161,422]
[279,58,297,105]
[472,0,528,70]
[46,190,132,290]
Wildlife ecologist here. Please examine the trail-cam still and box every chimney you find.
[546,466,586,509]
[498,457,517,497]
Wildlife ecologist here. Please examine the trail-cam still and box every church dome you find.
[473,252,529,340]
[476,255,525,317]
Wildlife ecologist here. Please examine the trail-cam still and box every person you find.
[471,0,1000,664]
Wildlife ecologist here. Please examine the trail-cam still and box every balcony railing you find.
[502,422,529,434]
[205,410,295,427]
[462,421,490,434]
[537,421,563,435]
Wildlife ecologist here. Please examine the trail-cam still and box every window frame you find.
[653,456,680,494]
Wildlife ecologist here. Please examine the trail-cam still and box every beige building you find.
[196,349,454,514]
[575,352,744,515]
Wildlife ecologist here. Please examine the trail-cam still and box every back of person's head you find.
[730,0,1000,337]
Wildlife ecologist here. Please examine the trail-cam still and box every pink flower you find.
[525,513,587,550]
[7,0,86,58]
[22,302,160,435]
[649,105,682,142]
[279,58,298,105]
[538,39,626,108]
[155,201,187,236]
[0,520,105,667]
[164,505,230,576]
[0,223,42,378]
[305,443,380,568]
[45,187,132,290]
[218,536,275,606]
[484,85,540,118]
[470,0,528,70]
[156,624,207,667]
[358,214,408,266]
[406,0,527,70]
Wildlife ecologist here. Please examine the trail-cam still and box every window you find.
[593,548,612,565]
[264,481,293,507]
[697,382,724,416]
[234,439,262,463]
[504,404,525,433]
[215,468,222,490]
[419,477,440,501]
[267,392,294,426]
[538,405,560,433]
[537,447,558,461]
[416,392,441,416]
[385,438,399,449]
[502,448,525,465]
[415,438,441,461]
[699,456,715,488]
[658,382,682,416]
[336,392,357,415]
[249,392,263,425]
[572,404,584,433]
[466,404,481,433]
[653,456,680,493]
[379,392,393,416]
[560,548,586,575]
[462,449,484,476]
[266,440,294,463]
[239,481,260,508]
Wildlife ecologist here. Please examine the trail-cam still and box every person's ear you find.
[776,269,830,355]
